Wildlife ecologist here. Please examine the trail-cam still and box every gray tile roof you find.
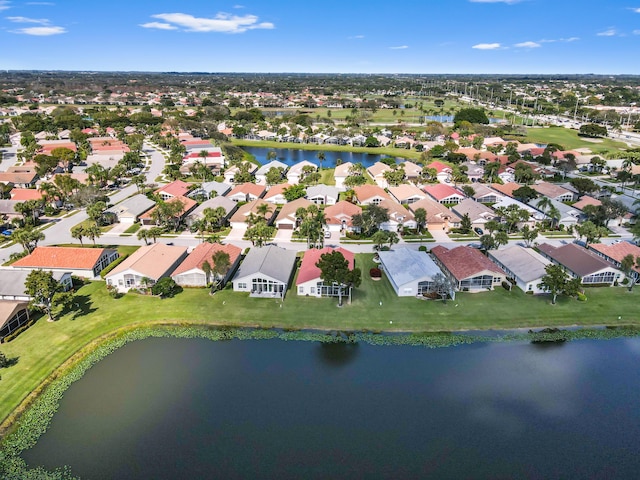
[488,246,550,283]
[378,248,443,286]
[233,245,297,284]
[306,185,340,200]
[106,194,155,218]
[189,196,237,218]
[452,198,496,222]
[537,243,614,277]
[0,268,69,297]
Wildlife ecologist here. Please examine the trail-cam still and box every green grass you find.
[1,253,639,431]
[525,126,628,153]
[123,223,141,234]
[319,168,335,186]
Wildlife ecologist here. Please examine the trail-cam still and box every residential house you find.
[263,183,292,204]
[229,199,277,229]
[537,243,623,285]
[460,161,484,183]
[255,160,288,185]
[423,184,465,205]
[527,197,580,228]
[275,197,313,230]
[296,247,355,297]
[105,194,155,224]
[402,161,423,183]
[378,248,446,297]
[139,195,197,226]
[188,181,232,200]
[378,198,416,231]
[171,242,242,288]
[0,301,30,341]
[9,188,44,202]
[155,180,191,201]
[451,199,497,232]
[324,200,362,233]
[367,162,392,189]
[488,246,551,294]
[588,242,640,283]
[232,245,297,297]
[388,184,427,205]
[468,183,504,204]
[334,162,354,189]
[492,196,546,226]
[425,161,452,183]
[0,169,38,188]
[223,162,258,184]
[105,243,188,293]
[573,195,602,212]
[306,185,340,205]
[353,185,391,206]
[530,182,576,202]
[408,198,461,232]
[185,196,237,228]
[225,183,266,203]
[11,246,118,279]
[287,161,316,185]
[490,182,521,199]
[431,245,507,291]
[0,200,21,220]
[0,269,72,301]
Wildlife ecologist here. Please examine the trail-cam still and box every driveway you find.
[429,229,451,243]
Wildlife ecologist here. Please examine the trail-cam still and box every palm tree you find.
[84,224,102,245]
[211,250,231,291]
[137,228,150,245]
[71,225,86,246]
[414,208,427,233]
[316,151,326,170]
[256,202,272,220]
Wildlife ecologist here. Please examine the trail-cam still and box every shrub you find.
[100,254,129,278]
[418,245,427,252]
[577,292,587,302]
[369,268,382,278]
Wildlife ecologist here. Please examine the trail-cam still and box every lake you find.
[22,336,640,479]
[242,146,402,168]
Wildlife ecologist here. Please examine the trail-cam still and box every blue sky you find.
[1,0,639,74]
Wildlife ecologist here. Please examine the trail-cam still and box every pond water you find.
[22,336,640,479]
[242,146,402,168]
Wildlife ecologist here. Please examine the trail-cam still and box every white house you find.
[296,247,355,297]
[287,160,316,185]
[232,245,297,298]
[171,243,242,288]
[488,246,551,294]
[378,248,446,297]
[306,185,340,205]
[255,160,288,185]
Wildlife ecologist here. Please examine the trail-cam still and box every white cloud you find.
[514,41,540,48]
[0,0,10,11]
[634,29,640,35]
[140,22,178,30]
[597,28,617,36]
[469,0,521,3]
[472,42,502,50]
[25,2,55,4]
[630,7,640,12]
[6,16,50,24]
[389,45,408,49]
[539,37,580,43]
[348,34,364,39]
[12,25,65,35]
[233,4,244,8]
[147,12,274,33]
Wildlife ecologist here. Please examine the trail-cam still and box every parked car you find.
[1,229,13,237]
[474,227,483,235]
[324,230,331,238]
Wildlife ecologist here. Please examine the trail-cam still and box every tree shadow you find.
[316,341,360,369]
[1,356,19,367]
[67,294,97,320]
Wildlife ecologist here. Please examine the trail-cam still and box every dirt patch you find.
[580,137,603,143]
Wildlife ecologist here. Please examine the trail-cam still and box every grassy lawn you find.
[319,168,335,185]
[123,223,141,234]
[525,127,628,153]
[1,253,639,430]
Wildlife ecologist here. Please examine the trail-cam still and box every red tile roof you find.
[227,182,266,198]
[431,245,505,280]
[10,188,44,201]
[353,184,390,203]
[588,242,640,274]
[423,184,464,201]
[12,246,114,270]
[140,195,196,220]
[427,161,452,174]
[156,180,191,198]
[171,242,241,276]
[324,201,362,226]
[296,247,355,285]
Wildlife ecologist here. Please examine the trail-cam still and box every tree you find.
[371,230,388,251]
[495,204,530,233]
[151,277,180,298]
[579,123,607,138]
[512,185,538,203]
[460,213,472,234]
[461,185,475,198]
[521,225,539,247]
[569,177,598,198]
[351,205,390,237]
[480,234,497,251]
[24,269,73,321]
[315,250,362,307]
[382,166,405,187]
[245,222,275,247]
[201,260,212,285]
[620,254,638,292]
[283,184,307,202]
[483,161,500,183]
[574,221,608,246]
[202,206,227,230]
[414,208,427,233]
[84,223,102,245]
[431,272,453,303]
[297,205,326,248]
[86,201,107,226]
[265,167,285,186]
[11,226,45,253]
[137,228,150,245]
[70,224,86,246]
[211,250,231,290]
[540,264,571,305]
[453,108,489,125]
[316,151,325,170]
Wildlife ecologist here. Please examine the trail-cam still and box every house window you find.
[238,282,247,289]
[298,286,304,294]
[310,287,315,294]
[528,284,532,291]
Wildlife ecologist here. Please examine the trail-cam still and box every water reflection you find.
[316,342,360,368]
